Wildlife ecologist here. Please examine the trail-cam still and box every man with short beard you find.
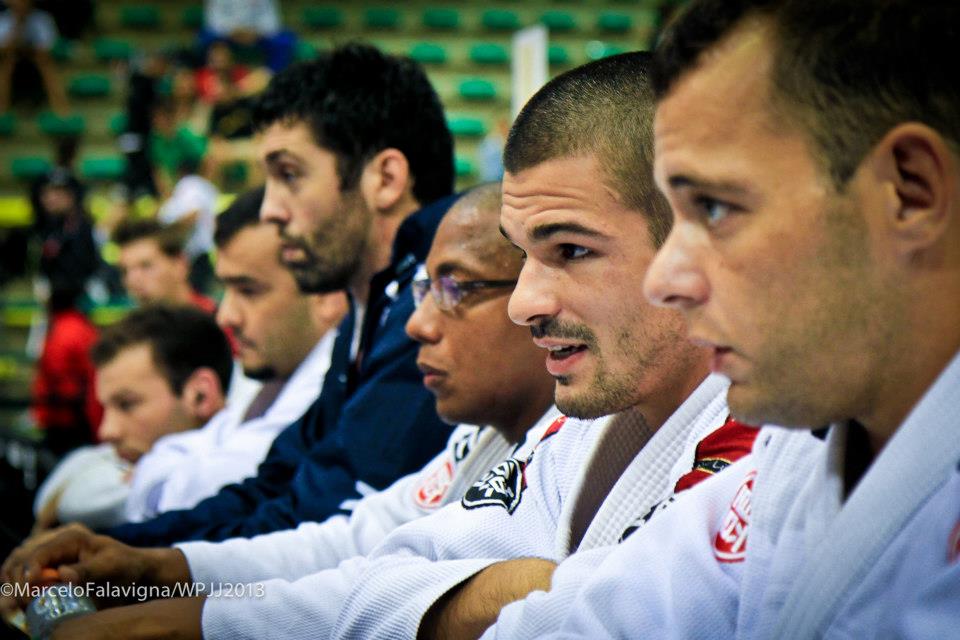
[332,51,756,640]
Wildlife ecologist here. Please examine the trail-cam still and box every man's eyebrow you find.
[529,222,607,242]
[264,149,299,165]
[218,275,261,287]
[434,259,481,279]
[667,174,750,197]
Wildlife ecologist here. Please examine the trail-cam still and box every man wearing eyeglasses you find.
[7,184,563,639]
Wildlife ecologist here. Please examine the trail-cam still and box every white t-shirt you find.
[157,175,219,260]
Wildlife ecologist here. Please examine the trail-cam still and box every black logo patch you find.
[462,458,525,514]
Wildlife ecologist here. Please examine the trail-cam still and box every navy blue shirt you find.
[107,195,458,545]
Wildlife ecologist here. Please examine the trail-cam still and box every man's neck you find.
[347,202,420,306]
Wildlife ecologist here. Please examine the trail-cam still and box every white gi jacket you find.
[191,408,562,638]
[534,348,960,640]
[125,332,336,522]
[330,374,734,639]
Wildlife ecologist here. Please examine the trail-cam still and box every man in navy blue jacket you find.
[4,44,457,555]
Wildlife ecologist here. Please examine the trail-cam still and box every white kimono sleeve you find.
[180,424,488,585]
[525,456,752,639]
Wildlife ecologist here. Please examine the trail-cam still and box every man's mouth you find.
[546,344,588,360]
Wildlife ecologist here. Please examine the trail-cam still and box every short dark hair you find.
[251,43,454,206]
[91,305,232,395]
[112,218,185,257]
[503,52,671,247]
[214,186,265,248]
[654,0,960,187]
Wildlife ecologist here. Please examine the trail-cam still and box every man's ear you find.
[181,367,225,422]
[360,148,412,214]
[869,123,956,258]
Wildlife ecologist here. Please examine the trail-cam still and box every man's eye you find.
[559,244,590,260]
[695,197,733,225]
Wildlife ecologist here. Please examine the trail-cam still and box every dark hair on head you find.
[214,186,265,248]
[251,42,454,206]
[654,0,960,188]
[112,218,185,257]
[91,304,232,395]
[503,52,672,247]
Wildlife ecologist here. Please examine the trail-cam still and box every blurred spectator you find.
[30,286,102,455]
[0,0,68,113]
[117,51,169,204]
[111,218,215,313]
[150,97,207,198]
[201,0,295,73]
[33,168,100,294]
[157,156,219,294]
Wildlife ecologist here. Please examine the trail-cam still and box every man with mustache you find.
[497,0,960,637]
[332,51,755,640]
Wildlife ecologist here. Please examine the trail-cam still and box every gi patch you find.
[462,458,526,514]
[714,470,756,563]
[452,428,481,463]
[414,459,455,509]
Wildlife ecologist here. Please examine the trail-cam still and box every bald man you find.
[16,184,561,639]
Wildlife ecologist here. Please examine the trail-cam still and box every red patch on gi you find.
[414,459,455,509]
[948,520,960,563]
[714,470,756,563]
[674,416,758,493]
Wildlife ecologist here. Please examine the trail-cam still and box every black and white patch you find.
[462,458,525,514]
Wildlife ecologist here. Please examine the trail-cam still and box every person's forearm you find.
[418,558,557,640]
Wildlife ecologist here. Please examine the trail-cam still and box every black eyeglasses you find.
[411,264,516,311]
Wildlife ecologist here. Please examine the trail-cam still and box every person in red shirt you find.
[31,288,102,454]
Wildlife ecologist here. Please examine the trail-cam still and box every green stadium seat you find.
[0,113,15,136]
[50,38,74,63]
[597,12,633,33]
[182,5,204,29]
[81,156,127,181]
[422,8,461,31]
[37,112,86,137]
[459,78,497,101]
[11,157,51,180]
[455,156,475,177]
[447,116,487,137]
[585,41,626,60]
[121,6,161,29]
[482,10,521,32]
[68,74,111,98]
[469,43,509,66]
[364,7,401,29]
[295,40,320,62]
[409,42,447,65]
[109,113,127,136]
[94,38,133,62]
[540,11,577,32]
[302,7,344,30]
[548,44,570,65]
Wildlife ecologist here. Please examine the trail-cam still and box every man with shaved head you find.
[10,184,562,638]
